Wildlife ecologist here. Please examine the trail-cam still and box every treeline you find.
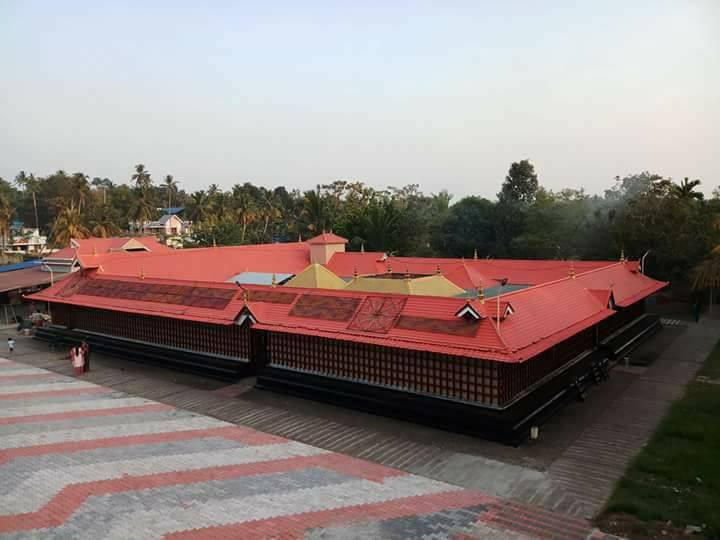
[0,161,717,284]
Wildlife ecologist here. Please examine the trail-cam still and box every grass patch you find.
[602,339,720,538]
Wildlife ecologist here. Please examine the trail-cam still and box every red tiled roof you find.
[325,252,386,277]
[82,243,312,282]
[28,259,667,363]
[30,272,244,325]
[306,233,348,245]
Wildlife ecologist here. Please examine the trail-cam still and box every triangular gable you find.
[120,238,150,252]
[588,288,614,309]
[487,299,514,320]
[235,305,257,326]
[455,303,483,320]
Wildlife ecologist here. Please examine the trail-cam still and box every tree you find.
[190,219,243,247]
[187,190,212,224]
[127,191,155,229]
[440,196,496,257]
[358,197,401,252]
[88,205,121,238]
[671,177,703,200]
[70,173,91,213]
[131,164,152,190]
[50,205,89,246]
[14,171,40,230]
[499,160,539,204]
[301,186,332,233]
[163,175,178,208]
[0,193,14,256]
[231,186,258,243]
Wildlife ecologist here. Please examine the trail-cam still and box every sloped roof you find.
[325,252,386,277]
[29,272,244,325]
[306,233,348,245]
[0,267,69,294]
[284,264,347,289]
[343,274,465,297]
[27,258,667,363]
[87,242,312,282]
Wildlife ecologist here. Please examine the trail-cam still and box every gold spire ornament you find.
[478,280,485,304]
[360,242,365,253]
[569,260,576,279]
[404,268,411,281]
[353,266,359,279]
[271,273,278,287]
[620,249,626,263]
[386,263,392,274]
[242,289,249,306]
[212,237,217,248]
[436,265,441,275]
[473,248,478,260]
[140,266,145,279]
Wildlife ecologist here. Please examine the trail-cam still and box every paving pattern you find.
[0,357,617,539]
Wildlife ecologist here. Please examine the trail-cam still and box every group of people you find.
[70,341,91,375]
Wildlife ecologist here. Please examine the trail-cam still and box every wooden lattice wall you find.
[51,304,251,359]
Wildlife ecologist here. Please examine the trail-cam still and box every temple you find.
[28,233,667,443]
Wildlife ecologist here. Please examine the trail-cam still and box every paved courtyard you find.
[0,357,616,539]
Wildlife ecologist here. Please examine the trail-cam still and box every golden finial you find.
[478,280,485,304]
[473,248,478,260]
[620,249,626,263]
[298,232,302,242]
[140,266,145,279]
[353,266,358,279]
[242,289,249,306]
[271,273,277,287]
[436,265,441,275]
[569,260,576,279]
[404,268,411,281]
[360,242,365,253]
[386,263,392,274]
[212,237,217,248]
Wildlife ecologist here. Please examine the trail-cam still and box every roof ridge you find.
[490,262,624,300]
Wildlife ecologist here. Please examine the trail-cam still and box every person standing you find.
[81,341,91,372]
[71,345,85,376]
[7,337,15,355]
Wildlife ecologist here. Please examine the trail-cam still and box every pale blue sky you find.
[1,1,718,199]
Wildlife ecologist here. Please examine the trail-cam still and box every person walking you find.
[81,341,91,372]
[7,337,15,355]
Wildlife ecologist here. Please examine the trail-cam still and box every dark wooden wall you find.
[51,304,252,359]
[50,299,648,406]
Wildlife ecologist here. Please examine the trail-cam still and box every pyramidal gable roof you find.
[443,262,498,290]
[284,264,347,289]
[306,232,348,245]
[343,274,465,297]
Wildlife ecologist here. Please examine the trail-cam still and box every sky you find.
[1,1,718,200]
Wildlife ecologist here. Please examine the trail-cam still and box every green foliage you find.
[5,161,719,292]
[190,219,243,247]
[603,341,720,537]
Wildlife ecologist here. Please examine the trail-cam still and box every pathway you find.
[0,357,614,539]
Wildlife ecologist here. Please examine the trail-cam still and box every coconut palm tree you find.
[360,198,400,252]
[131,164,152,190]
[50,204,89,247]
[163,175,178,208]
[188,190,212,224]
[128,192,155,231]
[231,187,257,243]
[14,171,40,230]
[71,173,91,213]
[693,254,720,315]
[89,205,121,238]
[0,193,14,257]
[300,186,330,233]
[670,177,703,200]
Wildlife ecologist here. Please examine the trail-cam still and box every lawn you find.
[600,339,720,538]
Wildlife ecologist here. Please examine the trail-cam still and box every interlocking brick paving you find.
[0,357,619,539]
